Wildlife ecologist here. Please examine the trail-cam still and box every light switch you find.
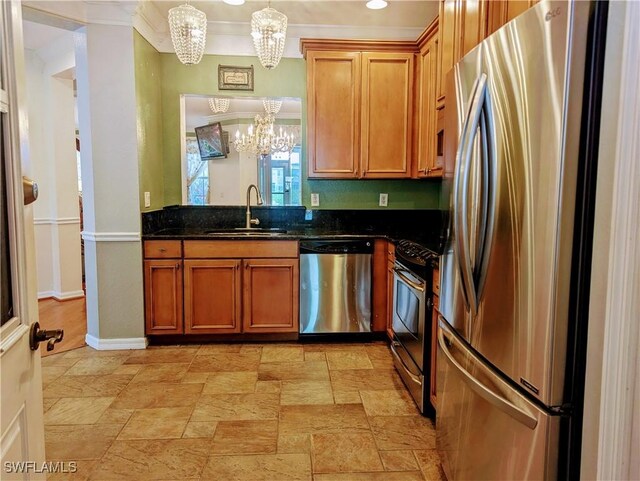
[379,193,388,207]
[310,193,320,207]
[144,191,151,208]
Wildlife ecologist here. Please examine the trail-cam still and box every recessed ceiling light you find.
[366,0,388,10]
[223,0,245,5]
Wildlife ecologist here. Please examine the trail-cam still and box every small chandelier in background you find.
[250,5,288,70]
[263,99,282,115]
[168,3,207,65]
[209,98,230,113]
[234,114,295,155]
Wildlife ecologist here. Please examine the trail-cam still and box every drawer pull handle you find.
[159,248,167,253]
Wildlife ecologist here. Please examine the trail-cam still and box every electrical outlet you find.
[144,191,151,208]
[311,193,320,207]
[379,193,388,207]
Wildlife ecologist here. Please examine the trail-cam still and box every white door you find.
[0,1,46,480]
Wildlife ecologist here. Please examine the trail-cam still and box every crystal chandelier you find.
[250,5,288,70]
[208,98,230,114]
[234,114,295,155]
[263,99,282,115]
[168,3,207,65]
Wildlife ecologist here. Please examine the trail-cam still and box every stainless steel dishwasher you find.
[299,240,373,334]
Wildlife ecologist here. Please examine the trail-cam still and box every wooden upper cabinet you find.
[437,0,488,105]
[303,41,417,179]
[416,23,440,178]
[242,258,299,333]
[183,259,242,334]
[360,52,414,178]
[437,0,458,105]
[306,51,361,178]
[458,0,488,58]
[487,0,540,35]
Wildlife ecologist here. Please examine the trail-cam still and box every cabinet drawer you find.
[433,268,440,296]
[144,240,182,259]
[184,240,298,259]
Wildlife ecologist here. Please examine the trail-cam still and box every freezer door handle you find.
[438,319,538,430]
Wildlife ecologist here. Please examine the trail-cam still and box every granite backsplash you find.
[142,205,446,251]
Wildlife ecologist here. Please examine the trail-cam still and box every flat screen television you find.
[195,122,227,160]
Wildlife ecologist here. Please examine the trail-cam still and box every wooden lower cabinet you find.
[242,259,299,333]
[144,259,183,335]
[184,259,242,334]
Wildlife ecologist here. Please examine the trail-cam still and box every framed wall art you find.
[218,65,254,91]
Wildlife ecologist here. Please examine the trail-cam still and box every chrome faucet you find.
[245,184,264,229]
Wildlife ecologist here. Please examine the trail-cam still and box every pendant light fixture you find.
[168,2,207,65]
[208,98,230,114]
[250,2,288,70]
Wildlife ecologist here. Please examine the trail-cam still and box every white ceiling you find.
[154,1,438,29]
[22,1,439,60]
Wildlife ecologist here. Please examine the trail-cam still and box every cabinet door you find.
[307,51,361,178]
[458,0,488,59]
[437,0,458,104]
[184,259,241,334]
[242,259,299,333]
[417,33,439,178]
[144,260,183,335]
[361,52,414,178]
[487,0,539,35]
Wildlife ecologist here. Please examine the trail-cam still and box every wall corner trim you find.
[85,334,148,351]
[81,231,141,242]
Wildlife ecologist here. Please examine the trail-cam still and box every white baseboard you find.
[85,334,148,351]
[38,290,85,301]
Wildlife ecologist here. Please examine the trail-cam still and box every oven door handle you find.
[393,268,425,293]
[390,341,422,386]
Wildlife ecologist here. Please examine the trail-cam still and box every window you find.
[186,137,209,205]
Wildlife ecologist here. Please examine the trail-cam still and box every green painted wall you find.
[156,50,440,209]
[133,31,165,211]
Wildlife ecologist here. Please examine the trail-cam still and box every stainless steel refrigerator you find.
[437,1,607,479]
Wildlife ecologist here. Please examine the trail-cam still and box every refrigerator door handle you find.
[456,73,488,318]
[438,318,538,430]
[474,90,498,305]
[453,71,481,315]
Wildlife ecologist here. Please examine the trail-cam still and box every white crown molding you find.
[34,217,81,225]
[86,333,147,351]
[38,290,85,301]
[81,231,141,242]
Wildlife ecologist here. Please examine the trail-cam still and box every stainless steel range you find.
[390,239,437,416]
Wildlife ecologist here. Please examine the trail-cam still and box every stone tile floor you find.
[41,342,445,480]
